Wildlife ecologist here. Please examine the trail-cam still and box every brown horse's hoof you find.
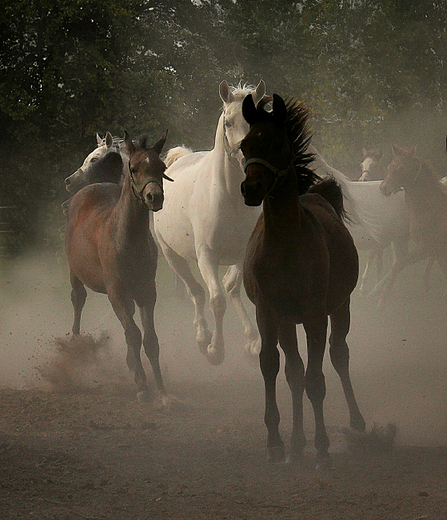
[315,453,333,471]
[136,390,151,403]
[267,446,285,464]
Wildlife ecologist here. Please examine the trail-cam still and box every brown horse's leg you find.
[329,300,366,432]
[139,292,166,397]
[257,303,283,462]
[70,271,87,336]
[108,291,147,397]
[303,314,330,467]
[278,322,306,460]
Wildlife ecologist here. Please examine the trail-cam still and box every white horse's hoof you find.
[205,345,225,366]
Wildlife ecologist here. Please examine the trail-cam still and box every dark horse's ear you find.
[242,94,257,126]
[272,94,287,126]
[124,131,135,156]
[153,129,168,156]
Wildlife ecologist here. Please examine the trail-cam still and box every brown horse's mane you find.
[258,96,320,194]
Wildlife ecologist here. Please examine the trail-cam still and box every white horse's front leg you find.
[222,264,260,360]
[197,251,226,365]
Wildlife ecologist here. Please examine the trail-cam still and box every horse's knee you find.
[305,369,326,403]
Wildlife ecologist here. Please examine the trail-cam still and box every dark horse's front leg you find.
[278,322,306,461]
[257,304,284,462]
[303,314,331,469]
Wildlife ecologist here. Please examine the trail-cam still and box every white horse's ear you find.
[219,80,233,104]
[105,131,113,149]
[96,133,103,146]
[252,80,266,106]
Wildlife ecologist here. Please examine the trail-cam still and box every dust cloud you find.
[0,248,446,448]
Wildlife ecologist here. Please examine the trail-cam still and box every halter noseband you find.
[128,161,163,202]
[243,157,293,197]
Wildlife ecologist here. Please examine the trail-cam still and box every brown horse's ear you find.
[153,130,168,156]
[124,130,135,156]
[242,94,257,126]
[272,94,287,125]
[410,145,416,156]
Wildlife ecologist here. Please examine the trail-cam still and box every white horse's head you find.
[359,148,384,181]
[218,80,266,162]
[65,132,126,193]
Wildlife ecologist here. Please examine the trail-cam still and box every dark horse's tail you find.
[308,177,347,220]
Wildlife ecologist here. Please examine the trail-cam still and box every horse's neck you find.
[113,180,149,242]
[210,115,244,194]
[263,175,304,238]
[405,168,446,215]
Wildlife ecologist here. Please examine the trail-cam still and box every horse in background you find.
[359,148,384,181]
[65,131,171,402]
[154,80,266,365]
[378,144,447,301]
[310,146,410,296]
[65,132,127,194]
[240,93,365,467]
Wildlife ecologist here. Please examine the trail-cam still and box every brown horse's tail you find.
[308,177,347,220]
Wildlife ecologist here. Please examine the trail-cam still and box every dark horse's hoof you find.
[267,446,285,464]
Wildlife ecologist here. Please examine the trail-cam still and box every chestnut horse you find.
[240,94,365,467]
[65,131,171,401]
[379,145,447,300]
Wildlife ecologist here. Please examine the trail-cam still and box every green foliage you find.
[1,0,447,254]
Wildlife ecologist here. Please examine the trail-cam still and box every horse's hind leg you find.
[222,264,260,358]
[70,271,87,335]
[329,300,365,432]
[139,283,166,399]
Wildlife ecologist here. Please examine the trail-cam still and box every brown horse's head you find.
[240,94,291,206]
[124,130,172,212]
[240,93,314,206]
[380,144,418,196]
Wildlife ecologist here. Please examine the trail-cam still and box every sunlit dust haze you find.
[1,247,447,448]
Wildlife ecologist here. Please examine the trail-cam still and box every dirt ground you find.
[1,253,447,519]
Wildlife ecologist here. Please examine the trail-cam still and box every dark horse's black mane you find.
[258,96,345,219]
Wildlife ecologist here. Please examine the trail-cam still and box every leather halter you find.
[128,162,162,202]
[243,157,293,197]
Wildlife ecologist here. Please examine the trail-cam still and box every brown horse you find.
[65,130,171,402]
[240,94,365,467]
[379,145,447,299]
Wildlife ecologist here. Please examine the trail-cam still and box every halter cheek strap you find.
[128,162,163,201]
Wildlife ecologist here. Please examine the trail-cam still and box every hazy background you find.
[1,0,447,449]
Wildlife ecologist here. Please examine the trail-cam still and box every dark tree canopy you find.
[1,0,447,253]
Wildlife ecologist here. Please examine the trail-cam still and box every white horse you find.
[154,80,266,365]
[310,146,410,296]
[65,132,127,193]
[359,148,384,181]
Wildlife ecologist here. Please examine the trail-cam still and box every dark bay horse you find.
[379,144,447,299]
[65,131,171,402]
[240,94,365,467]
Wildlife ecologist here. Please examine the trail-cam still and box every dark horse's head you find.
[124,130,172,212]
[240,93,315,206]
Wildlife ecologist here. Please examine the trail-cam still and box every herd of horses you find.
[63,81,447,467]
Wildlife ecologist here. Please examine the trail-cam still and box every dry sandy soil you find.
[1,253,447,519]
